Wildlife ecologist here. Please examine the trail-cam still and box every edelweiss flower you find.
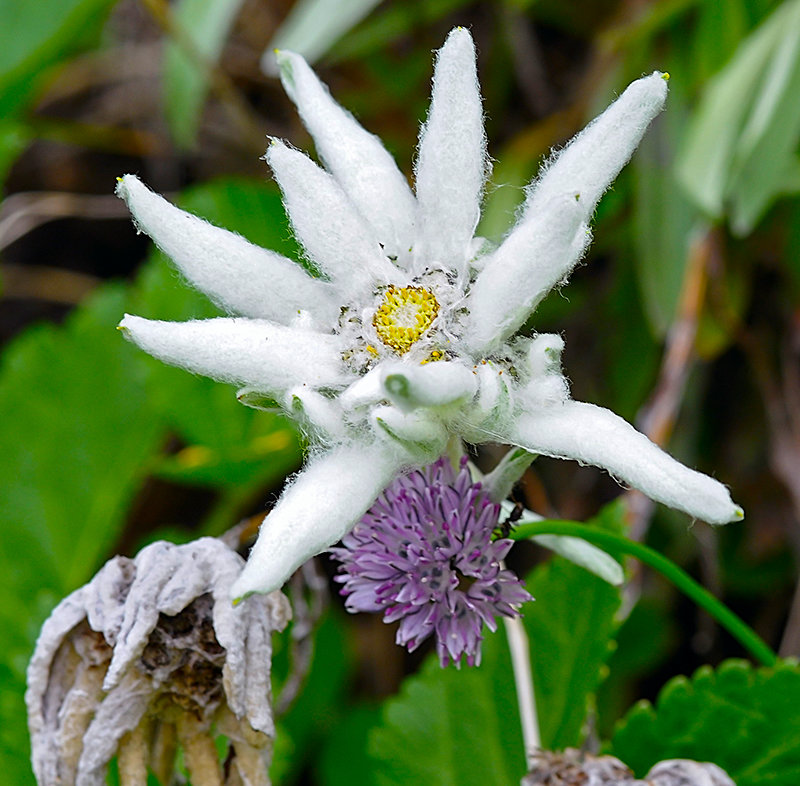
[116,28,742,600]
[331,456,532,667]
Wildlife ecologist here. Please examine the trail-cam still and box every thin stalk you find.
[503,616,540,769]
[511,520,778,667]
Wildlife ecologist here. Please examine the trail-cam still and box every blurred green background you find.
[2,0,800,783]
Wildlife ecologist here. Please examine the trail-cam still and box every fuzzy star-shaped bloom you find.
[117,28,742,601]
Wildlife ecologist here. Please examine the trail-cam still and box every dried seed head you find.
[520,749,735,786]
[646,760,735,786]
[26,538,291,786]
[521,748,635,785]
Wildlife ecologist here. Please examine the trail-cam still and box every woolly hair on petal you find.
[509,400,743,525]
[118,315,348,395]
[231,442,411,600]
[265,140,404,297]
[414,27,488,277]
[275,50,416,261]
[115,175,339,327]
[526,72,669,220]
[381,361,478,411]
[464,194,587,354]
[464,74,668,354]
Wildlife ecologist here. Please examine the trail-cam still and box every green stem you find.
[511,520,777,667]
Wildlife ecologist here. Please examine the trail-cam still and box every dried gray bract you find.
[26,538,291,786]
[646,760,736,786]
[520,749,735,786]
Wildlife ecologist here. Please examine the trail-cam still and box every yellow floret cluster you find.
[372,286,440,354]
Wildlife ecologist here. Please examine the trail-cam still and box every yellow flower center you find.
[372,286,439,354]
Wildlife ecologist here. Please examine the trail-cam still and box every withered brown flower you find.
[26,538,290,786]
[520,749,735,786]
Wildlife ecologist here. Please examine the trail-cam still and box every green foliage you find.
[368,632,525,786]
[3,1,800,783]
[678,0,800,235]
[609,659,800,786]
[596,598,678,738]
[631,86,696,338]
[332,0,473,61]
[0,0,117,115]
[164,0,246,148]
[525,557,620,749]
[268,0,383,65]
[0,120,28,191]
[272,611,354,784]
[0,286,161,595]
[318,704,381,786]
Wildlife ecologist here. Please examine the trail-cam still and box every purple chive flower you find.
[330,456,532,668]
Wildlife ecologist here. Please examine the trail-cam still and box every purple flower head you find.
[330,456,532,668]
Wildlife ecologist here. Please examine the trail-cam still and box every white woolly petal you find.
[119,315,347,395]
[284,385,348,442]
[339,365,385,411]
[465,196,587,354]
[414,27,487,277]
[509,400,743,525]
[531,535,624,586]
[381,361,477,411]
[116,175,338,326]
[371,404,449,461]
[458,362,516,442]
[525,72,668,220]
[276,50,416,263]
[266,140,405,297]
[524,333,565,376]
[520,333,570,405]
[231,442,409,598]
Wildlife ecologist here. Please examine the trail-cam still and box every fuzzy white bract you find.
[117,28,742,600]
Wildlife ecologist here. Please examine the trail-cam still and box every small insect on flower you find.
[330,456,532,668]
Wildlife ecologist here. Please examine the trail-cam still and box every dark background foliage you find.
[1,0,799,783]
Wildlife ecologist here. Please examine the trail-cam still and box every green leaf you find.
[265,0,383,69]
[332,0,473,61]
[272,611,353,783]
[596,598,678,738]
[319,704,382,786]
[0,285,164,598]
[0,0,117,115]
[693,0,749,82]
[0,120,29,192]
[525,557,620,749]
[632,86,697,337]
[609,659,800,785]
[163,0,246,148]
[677,0,800,234]
[368,632,525,786]
[726,1,800,233]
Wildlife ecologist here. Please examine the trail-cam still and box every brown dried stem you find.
[626,227,715,542]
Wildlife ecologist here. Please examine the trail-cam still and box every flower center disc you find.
[372,286,439,354]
